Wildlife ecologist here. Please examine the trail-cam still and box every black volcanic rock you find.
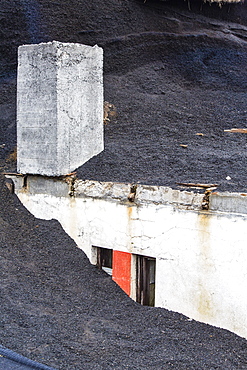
[1,1,247,369]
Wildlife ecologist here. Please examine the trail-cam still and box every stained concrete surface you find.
[17,42,103,176]
[1,0,247,369]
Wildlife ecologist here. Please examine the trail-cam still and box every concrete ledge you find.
[135,184,203,209]
[6,175,70,197]
[7,175,247,215]
[74,179,130,201]
[210,191,247,215]
[74,179,204,209]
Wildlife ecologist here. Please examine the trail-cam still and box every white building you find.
[8,174,247,340]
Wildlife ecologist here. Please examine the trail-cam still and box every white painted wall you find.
[11,176,247,339]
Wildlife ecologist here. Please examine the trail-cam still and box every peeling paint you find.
[127,205,133,252]
[197,213,214,319]
[198,287,214,319]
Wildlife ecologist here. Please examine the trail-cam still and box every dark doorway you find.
[96,247,113,276]
[136,255,156,307]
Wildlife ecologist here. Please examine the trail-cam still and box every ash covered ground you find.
[1,0,247,369]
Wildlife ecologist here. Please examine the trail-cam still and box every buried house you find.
[7,40,247,340]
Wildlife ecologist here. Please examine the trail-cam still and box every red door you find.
[112,250,131,296]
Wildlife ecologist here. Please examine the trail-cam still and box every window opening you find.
[136,255,156,307]
[96,247,113,276]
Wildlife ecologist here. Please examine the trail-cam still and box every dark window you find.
[136,255,156,307]
[96,247,113,276]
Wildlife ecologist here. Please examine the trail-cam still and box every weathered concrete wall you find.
[17,41,103,176]
[9,175,247,339]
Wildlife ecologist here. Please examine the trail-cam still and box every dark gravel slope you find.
[1,174,247,369]
[1,0,247,191]
[1,1,247,369]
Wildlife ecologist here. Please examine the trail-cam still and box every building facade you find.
[8,174,247,339]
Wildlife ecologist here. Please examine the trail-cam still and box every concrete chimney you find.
[17,41,104,176]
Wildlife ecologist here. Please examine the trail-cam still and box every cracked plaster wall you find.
[10,175,247,339]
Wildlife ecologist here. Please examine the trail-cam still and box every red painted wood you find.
[112,250,131,296]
